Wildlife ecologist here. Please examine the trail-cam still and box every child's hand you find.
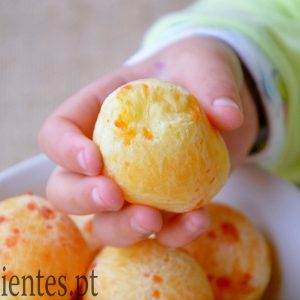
[39,37,258,247]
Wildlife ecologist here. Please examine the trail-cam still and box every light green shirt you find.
[143,0,300,184]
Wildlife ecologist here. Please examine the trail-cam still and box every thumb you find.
[174,38,244,132]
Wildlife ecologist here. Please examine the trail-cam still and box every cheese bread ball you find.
[0,194,91,300]
[84,239,213,300]
[70,214,101,257]
[93,79,229,212]
[183,203,272,300]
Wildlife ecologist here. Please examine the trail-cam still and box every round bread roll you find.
[183,203,272,300]
[70,214,101,257]
[0,194,91,300]
[93,79,229,212]
[83,239,213,300]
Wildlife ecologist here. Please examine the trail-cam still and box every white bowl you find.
[0,155,300,299]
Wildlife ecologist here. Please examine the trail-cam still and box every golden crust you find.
[93,79,229,212]
[84,239,213,300]
[70,214,101,257]
[183,203,272,300]
[0,194,91,300]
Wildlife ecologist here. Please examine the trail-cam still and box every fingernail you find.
[92,187,114,210]
[213,98,240,110]
[130,217,153,235]
[185,213,210,233]
[78,150,89,172]
[148,233,157,239]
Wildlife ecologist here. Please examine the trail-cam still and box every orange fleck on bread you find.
[69,214,101,258]
[83,240,213,300]
[183,203,272,300]
[0,194,91,300]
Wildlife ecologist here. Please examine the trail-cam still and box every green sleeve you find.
[143,0,300,184]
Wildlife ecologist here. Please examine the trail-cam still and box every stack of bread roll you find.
[0,79,271,299]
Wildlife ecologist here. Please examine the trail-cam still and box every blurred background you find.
[0,0,193,171]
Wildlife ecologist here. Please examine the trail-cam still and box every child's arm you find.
[143,0,300,183]
[39,36,258,247]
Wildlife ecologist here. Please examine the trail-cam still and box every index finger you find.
[39,68,131,175]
